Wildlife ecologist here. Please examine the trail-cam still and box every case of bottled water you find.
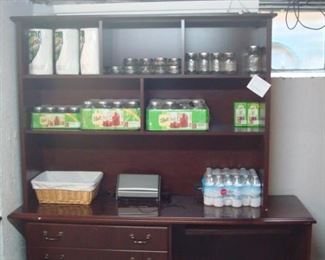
[202,167,261,208]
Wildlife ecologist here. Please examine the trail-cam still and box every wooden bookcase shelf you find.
[8,13,315,260]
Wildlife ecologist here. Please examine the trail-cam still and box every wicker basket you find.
[31,171,103,205]
[35,187,99,205]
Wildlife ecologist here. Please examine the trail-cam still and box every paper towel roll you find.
[80,28,100,75]
[55,29,79,75]
[28,29,53,75]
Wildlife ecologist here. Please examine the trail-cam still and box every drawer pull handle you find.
[129,257,135,260]
[43,254,65,260]
[129,233,152,244]
[43,231,64,241]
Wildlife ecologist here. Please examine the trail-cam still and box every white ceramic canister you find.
[28,29,53,75]
[80,28,100,75]
[55,29,79,75]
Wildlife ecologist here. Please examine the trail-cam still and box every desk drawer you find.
[29,247,168,260]
[27,223,168,251]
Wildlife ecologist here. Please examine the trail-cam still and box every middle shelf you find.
[25,125,265,137]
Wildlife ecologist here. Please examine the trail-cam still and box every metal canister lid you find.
[33,106,43,113]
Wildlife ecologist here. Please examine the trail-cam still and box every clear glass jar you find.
[259,47,267,73]
[123,58,138,67]
[210,52,222,73]
[138,58,153,74]
[198,52,210,74]
[223,52,237,74]
[245,46,262,74]
[185,52,197,74]
[123,58,138,74]
[153,57,167,74]
[110,66,123,74]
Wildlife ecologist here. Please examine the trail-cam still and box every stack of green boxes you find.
[31,99,141,131]
[146,99,209,131]
[234,102,265,128]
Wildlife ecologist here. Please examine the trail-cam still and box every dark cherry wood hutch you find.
[9,13,315,260]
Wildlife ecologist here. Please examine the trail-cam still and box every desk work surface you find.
[9,195,315,225]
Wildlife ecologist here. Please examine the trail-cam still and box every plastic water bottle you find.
[224,173,233,206]
[250,175,261,207]
[232,175,243,207]
[241,173,251,206]
[213,174,224,207]
[203,168,214,206]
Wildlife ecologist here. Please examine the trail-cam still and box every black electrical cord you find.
[285,0,325,30]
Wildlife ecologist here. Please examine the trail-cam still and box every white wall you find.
[0,1,33,260]
[270,77,325,260]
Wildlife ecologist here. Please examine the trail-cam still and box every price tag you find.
[246,75,271,97]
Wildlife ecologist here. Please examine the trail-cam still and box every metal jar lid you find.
[83,100,93,108]
[186,52,197,59]
[139,58,153,66]
[248,45,259,53]
[224,52,235,59]
[199,52,209,58]
[69,106,80,113]
[44,106,56,113]
[126,100,139,108]
[123,58,138,66]
[113,100,122,108]
[211,52,222,58]
[167,58,181,66]
[33,106,43,113]
[98,100,108,108]
[153,57,167,66]
[57,106,67,113]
